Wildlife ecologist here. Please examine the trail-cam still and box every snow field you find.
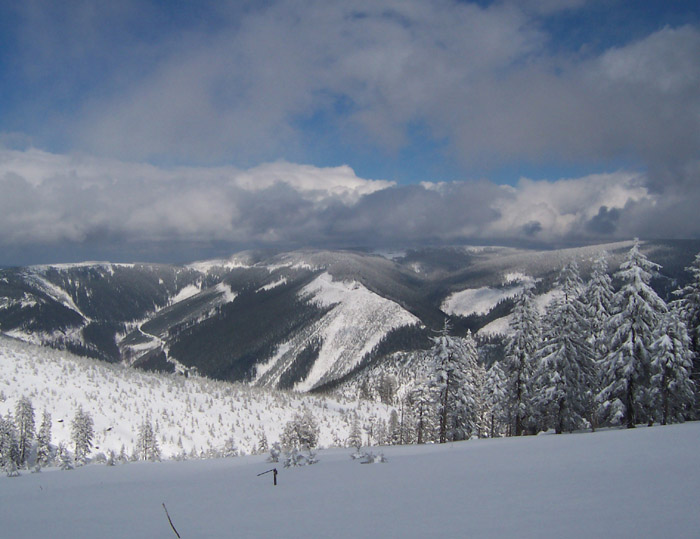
[0,336,392,457]
[1,422,698,538]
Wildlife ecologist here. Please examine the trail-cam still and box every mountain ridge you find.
[2,240,699,391]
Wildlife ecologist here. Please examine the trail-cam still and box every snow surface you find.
[169,284,201,304]
[0,336,391,457]
[441,273,536,317]
[257,277,288,292]
[442,285,523,317]
[1,423,698,538]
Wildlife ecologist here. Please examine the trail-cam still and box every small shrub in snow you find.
[59,453,74,471]
[268,442,281,463]
[283,448,319,468]
[5,460,20,477]
[354,450,387,464]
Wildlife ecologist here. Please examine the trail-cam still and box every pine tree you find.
[534,262,595,433]
[36,409,53,467]
[504,287,541,435]
[651,306,696,424]
[136,418,161,461]
[430,323,485,442]
[71,406,94,465]
[0,413,20,470]
[388,410,401,445]
[347,418,363,450]
[484,361,509,437]
[221,437,238,458]
[377,374,397,405]
[14,396,35,467]
[598,240,668,428]
[585,254,615,361]
[411,379,438,444]
[257,431,269,454]
[583,254,615,429]
[674,252,700,401]
[281,409,320,450]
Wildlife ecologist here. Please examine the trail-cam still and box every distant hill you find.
[2,240,699,390]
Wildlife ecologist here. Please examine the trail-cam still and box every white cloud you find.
[3,147,689,261]
[486,173,651,240]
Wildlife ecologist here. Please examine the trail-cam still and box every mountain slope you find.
[1,240,699,390]
[0,335,390,457]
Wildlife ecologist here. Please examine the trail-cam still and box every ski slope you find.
[1,423,698,538]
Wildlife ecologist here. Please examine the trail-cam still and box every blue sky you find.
[0,0,699,264]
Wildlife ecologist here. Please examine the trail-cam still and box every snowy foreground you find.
[2,423,698,538]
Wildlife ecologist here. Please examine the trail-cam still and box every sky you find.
[0,0,699,265]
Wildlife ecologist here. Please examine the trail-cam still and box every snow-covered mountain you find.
[0,335,391,457]
[1,240,698,390]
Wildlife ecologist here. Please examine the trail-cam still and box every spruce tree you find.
[674,252,700,401]
[534,262,595,433]
[281,409,320,450]
[583,254,615,429]
[430,323,485,442]
[71,406,94,465]
[36,409,53,467]
[14,396,35,467]
[136,418,161,461]
[651,306,696,424]
[484,361,509,437]
[585,254,615,361]
[0,413,20,470]
[411,380,438,444]
[599,240,667,428]
[257,431,269,454]
[504,287,541,435]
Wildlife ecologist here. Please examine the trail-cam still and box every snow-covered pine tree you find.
[583,254,615,429]
[0,413,20,470]
[388,410,401,445]
[650,305,696,424]
[377,374,398,405]
[432,326,487,442]
[504,287,541,436]
[585,254,615,361]
[484,361,509,438]
[280,409,320,450]
[257,431,269,454]
[35,409,53,467]
[410,377,438,443]
[534,262,595,434]
[221,437,238,458]
[135,418,161,461]
[598,240,668,428]
[71,406,94,465]
[14,396,35,467]
[674,252,700,402]
[347,418,363,450]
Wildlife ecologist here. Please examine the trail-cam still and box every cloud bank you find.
[3,148,695,265]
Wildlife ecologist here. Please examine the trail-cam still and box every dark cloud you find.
[522,221,543,237]
[585,206,621,235]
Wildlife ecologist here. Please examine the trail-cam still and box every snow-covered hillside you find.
[254,272,420,391]
[1,422,697,538]
[0,336,391,457]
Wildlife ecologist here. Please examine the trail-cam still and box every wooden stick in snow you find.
[162,503,181,538]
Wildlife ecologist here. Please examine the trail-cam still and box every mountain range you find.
[2,240,699,392]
